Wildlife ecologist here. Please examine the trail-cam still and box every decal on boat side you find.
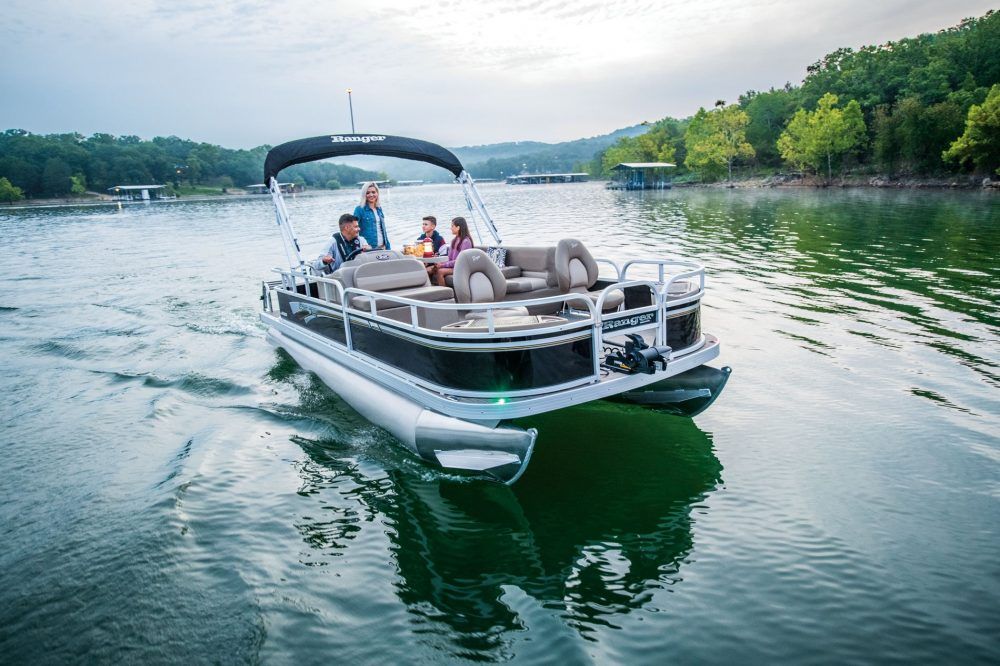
[601,311,656,333]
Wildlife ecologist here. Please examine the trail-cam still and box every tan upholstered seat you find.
[350,258,453,310]
[453,249,529,319]
[554,239,624,312]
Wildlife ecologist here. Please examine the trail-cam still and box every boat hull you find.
[266,327,537,484]
[609,364,732,417]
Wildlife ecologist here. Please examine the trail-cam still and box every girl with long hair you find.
[429,217,474,287]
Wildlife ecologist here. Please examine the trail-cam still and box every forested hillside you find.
[1,10,997,203]
[0,132,379,201]
[593,10,1000,181]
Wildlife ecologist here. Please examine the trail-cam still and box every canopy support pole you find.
[269,177,305,270]
[458,171,502,246]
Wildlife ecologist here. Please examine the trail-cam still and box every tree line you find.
[0,131,380,202]
[589,10,1000,182]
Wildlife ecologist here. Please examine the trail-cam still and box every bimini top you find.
[264,133,465,183]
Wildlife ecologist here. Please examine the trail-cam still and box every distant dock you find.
[506,173,589,185]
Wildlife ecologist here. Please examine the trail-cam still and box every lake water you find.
[1,183,997,663]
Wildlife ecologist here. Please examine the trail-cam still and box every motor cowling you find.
[605,334,671,374]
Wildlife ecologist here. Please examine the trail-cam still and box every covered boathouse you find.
[107,184,170,201]
[609,162,675,190]
[505,173,588,185]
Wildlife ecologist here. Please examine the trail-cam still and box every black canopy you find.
[264,134,465,183]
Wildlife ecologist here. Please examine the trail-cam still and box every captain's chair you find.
[453,249,529,319]
[554,239,624,312]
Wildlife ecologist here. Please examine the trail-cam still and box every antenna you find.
[346,88,356,133]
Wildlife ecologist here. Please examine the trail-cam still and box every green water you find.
[0,184,997,663]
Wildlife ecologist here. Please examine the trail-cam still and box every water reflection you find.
[292,399,721,657]
[625,189,999,391]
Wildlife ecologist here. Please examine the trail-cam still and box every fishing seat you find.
[453,249,529,320]
[554,239,624,312]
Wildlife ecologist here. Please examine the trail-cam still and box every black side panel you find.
[623,284,654,309]
[350,325,594,392]
[278,293,347,345]
[276,292,594,392]
[666,309,701,350]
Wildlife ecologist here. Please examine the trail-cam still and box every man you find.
[314,213,371,274]
[416,215,445,253]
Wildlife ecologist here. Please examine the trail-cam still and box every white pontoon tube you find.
[267,328,538,484]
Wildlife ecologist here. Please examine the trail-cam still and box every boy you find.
[416,215,445,253]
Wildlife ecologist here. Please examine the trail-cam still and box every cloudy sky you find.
[1,1,994,148]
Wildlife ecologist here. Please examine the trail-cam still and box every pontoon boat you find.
[260,134,730,483]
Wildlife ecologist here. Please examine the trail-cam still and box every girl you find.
[429,217,473,287]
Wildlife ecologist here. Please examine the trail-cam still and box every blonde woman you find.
[353,181,390,249]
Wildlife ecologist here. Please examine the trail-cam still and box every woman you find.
[429,217,473,287]
[353,182,390,250]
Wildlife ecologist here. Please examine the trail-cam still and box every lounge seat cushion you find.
[447,265,523,285]
[584,288,625,311]
[505,276,548,294]
[353,258,428,292]
[350,285,453,311]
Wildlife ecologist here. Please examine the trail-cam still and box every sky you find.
[1,1,996,149]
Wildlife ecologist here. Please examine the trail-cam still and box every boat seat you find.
[322,250,406,303]
[453,249,529,319]
[666,280,698,300]
[444,265,521,287]
[555,238,624,312]
[504,276,548,293]
[500,265,522,279]
[349,258,453,311]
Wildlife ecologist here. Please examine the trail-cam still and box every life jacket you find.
[334,232,364,264]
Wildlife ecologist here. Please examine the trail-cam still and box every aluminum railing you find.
[267,262,699,388]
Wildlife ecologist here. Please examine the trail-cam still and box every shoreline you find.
[0,189,334,210]
[4,176,997,210]
[677,174,1000,191]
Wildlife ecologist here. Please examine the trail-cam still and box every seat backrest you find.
[505,246,557,287]
[555,239,598,292]
[332,249,404,289]
[353,258,429,292]
[453,249,507,303]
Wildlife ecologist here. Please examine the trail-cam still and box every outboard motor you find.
[604,334,672,374]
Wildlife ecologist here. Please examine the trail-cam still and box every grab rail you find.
[268,267,685,387]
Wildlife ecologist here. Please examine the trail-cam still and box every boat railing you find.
[594,258,622,280]
[269,267,691,384]
[272,267,609,338]
[620,259,706,306]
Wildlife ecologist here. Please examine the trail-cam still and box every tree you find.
[42,157,72,196]
[943,84,1000,175]
[778,93,867,180]
[70,173,87,196]
[874,97,966,174]
[0,177,24,204]
[740,86,801,165]
[684,105,755,181]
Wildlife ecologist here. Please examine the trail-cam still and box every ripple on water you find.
[1,186,998,663]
